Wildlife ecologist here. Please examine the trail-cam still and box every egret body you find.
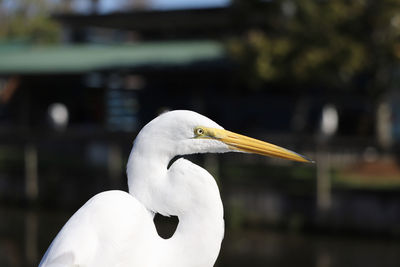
[39,110,310,267]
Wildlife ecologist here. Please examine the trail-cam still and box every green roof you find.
[0,41,225,75]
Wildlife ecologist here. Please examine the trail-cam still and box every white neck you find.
[127,144,224,267]
[164,207,224,267]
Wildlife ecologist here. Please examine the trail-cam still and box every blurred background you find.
[1,0,400,266]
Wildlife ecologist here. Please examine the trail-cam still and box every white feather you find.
[39,110,227,267]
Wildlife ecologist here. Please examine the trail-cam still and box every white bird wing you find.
[39,190,159,267]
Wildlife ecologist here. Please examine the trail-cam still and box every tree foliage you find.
[228,0,400,93]
[0,0,61,43]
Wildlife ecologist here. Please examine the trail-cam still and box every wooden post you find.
[316,104,337,213]
[25,210,38,266]
[24,143,38,202]
[108,143,123,188]
[316,149,331,212]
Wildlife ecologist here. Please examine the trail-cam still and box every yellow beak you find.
[202,127,312,163]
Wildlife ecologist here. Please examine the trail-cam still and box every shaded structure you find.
[2,4,400,267]
[53,7,268,41]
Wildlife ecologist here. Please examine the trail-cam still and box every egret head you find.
[133,110,311,163]
[128,110,311,216]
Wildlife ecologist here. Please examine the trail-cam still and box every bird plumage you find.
[39,110,310,267]
[40,110,225,267]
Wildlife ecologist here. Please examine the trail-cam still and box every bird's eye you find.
[195,127,205,136]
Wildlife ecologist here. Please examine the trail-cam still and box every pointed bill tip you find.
[208,128,314,164]
[287,149,314,164]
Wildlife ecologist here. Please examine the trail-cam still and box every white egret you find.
[39,110,311,267]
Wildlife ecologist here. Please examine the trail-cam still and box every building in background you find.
[1,2,400,266]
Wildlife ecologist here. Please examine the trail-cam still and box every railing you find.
[0,128,387,204]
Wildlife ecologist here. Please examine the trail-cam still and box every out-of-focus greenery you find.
[228,0,400,93]
[0,0,61,43]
